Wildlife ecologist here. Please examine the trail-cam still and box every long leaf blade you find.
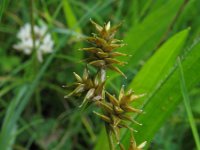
[178,57,200,150]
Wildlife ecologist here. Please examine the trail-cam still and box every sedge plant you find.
[64,19,146,150]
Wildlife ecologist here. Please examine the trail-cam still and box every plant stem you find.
[100,68,114,150]
[27,0,39,81]
[30,0,35,51]
[105,124,114,150]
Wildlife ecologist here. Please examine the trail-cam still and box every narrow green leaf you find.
[121,0,184,67]
[129,28,190,99]
[0,85,27,150]
[62,0,83,64]
[178,57,200,150]
[62,0,82,33]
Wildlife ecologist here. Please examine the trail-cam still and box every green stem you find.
[105,124,114,150]
[101,68,115,150]
[30,0,38,69]
[30,0,35,51]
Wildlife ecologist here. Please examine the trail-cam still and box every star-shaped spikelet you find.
[80,19,128,78]
[94,86,145,143]
[64,68,106,107]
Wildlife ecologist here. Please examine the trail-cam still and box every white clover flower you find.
[13,23,54,62]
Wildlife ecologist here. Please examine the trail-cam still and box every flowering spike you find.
[82,20,128,78]
[64,20,146,150]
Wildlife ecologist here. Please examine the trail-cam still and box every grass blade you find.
[62,0,82,33]
[178,57,200,150]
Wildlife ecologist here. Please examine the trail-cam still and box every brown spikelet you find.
[94,85,145,148]
[64,68,105,107]
[80,20,127,78]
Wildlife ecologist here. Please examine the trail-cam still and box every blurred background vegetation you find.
[0,0,200,150]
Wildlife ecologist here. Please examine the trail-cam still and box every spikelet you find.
[94,86,145,147]
[64,68,105,107]
[80,19,127,78]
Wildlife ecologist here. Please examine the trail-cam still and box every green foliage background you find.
[0,0,200,150]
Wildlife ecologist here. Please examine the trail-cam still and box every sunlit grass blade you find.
[177,57,200,150]
[62,0,82,33]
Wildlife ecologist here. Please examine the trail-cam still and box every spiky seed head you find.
[81,20,128,78]
[64,68,105,107]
